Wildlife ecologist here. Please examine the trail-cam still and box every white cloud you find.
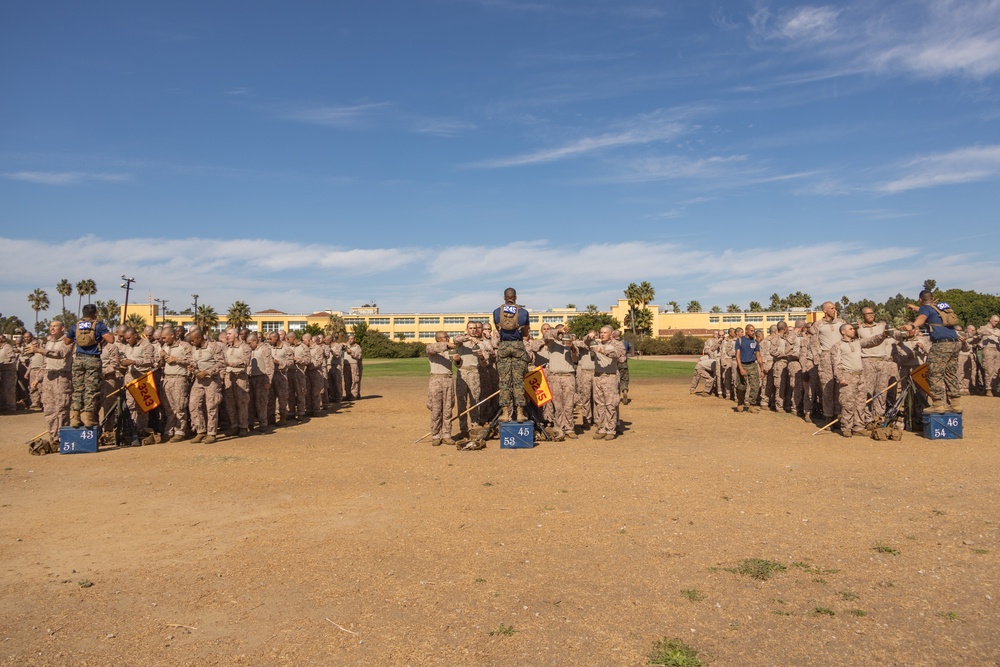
[469,109,690,168]
[2,236,997,324]
[876,144,1000,192]
[2,171,131,185]
[280,102,393,128]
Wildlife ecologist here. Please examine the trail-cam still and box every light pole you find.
[120,275,136,323]
[154,298,169,327]
[192,294,199,327]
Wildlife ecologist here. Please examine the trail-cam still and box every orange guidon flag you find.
[910,363,930,396]
[126,372,161,413]
[523,367,553,407]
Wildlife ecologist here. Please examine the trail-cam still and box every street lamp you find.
[120,275,136,322]
[154,298,169,327]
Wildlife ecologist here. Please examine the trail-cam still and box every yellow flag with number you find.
[523,367,553,407]
[126,372,161,413]
[910,363,929,396]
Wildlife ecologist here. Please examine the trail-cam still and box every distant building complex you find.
[121,300,823,339]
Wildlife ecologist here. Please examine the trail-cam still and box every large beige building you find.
[120,300,822,340]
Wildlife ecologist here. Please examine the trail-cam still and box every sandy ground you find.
[1,375,998,666]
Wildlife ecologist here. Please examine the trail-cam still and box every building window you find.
[529,316,539,323]
[394,317,415,325]
[766,315,786,322]
[709,316,720,323]
[344,318,363,326]
[419,317,440,325]
[396,331,415,339]
[447,331,463,337]
[261,321,282,333]
[443,317,465,325]
[468,316,490,323]
[745,316,763,322]
[419,331,438,339]
[542,316,564,323]
[288,321,307,331]
[370,318,390,326]
[722,316,742,323]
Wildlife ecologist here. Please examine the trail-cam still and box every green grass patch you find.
[648,637,702,666]
[735,558,787,581]
[937,611,961,621]
[360,358,429,377]
[489,624,517,637]
[813,607,836,616]
[848,609,867,617]
[628,359,696,379]
[839,591,859,601]
[680,589,705,602]
[873,544,900,555]
[791,561,839,575]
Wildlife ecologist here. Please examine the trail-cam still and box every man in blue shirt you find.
[734,324,764,413]
[65,303,115,428]
[492,288,530,421]
[904,290,962,414]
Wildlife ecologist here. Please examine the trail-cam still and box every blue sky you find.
[2,0,999,323]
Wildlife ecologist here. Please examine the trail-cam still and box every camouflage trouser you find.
[42,371,72,440]
[618,361,630,394]
[249,374,271,427]
[29,367,44,409]
[735,363,761,407]
[306,367,325,412]
[456,368,483,432]
[959,352,974,394]
[690,366,714,393]
[818,350,838,418]
[721,359,735,400]
[786,361,802,412]
[288,367,308,417]
[771,359,789,411]
[794,363,815,415]
[497,340,528,408]
[100,373,122,430]
[223,371,250,429]
[0,364,16,411]
[927,339,961,405]
[344,362,361,400]
[161,375,190,437]
[71,353,102,413]
[763,362,775,408]
[426,374,454,439]
[576,368,594,423]
[270,370,290,420]
[189,376,221,436]
[329,364,344,402]
[479,365,498,418]
[838,371,865,433]
[983,347,1000,396]
[593,372,619,435]
[549,373,576,436]
[862,358,897,423]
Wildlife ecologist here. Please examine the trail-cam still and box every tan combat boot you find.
[81,411,97,428]
[948,397,963,414]
[69,410,83,428]
[500,406,512,422]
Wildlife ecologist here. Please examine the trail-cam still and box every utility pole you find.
[154,298,169,327]
[120,275,136,323]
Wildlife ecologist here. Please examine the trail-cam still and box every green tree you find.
[75,278,97,317]
[936,288,1000,326]
[226,301,252,329]
[768,292,786,311]
[0,314,27,335]
[35,318,51,335]
[667,300,680,313]
[686,300,702,313]
[325,313,347,339]
[56,279,72,318]
[125,313,147,331]
[785,291,813,308]
[748,301,763,312]
[923,279,938,295]
[567,313,621,338]
[624,307,653,336]
[194,304,219,332]
[27,288,49,331]
[303,323,325,337]
[585,304,600,314]
[710,305,722,313]
[565,303,576,309]
[726,304,742,313]
[96,299,120,329]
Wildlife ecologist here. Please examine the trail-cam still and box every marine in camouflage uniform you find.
[612,330,631,404]
[158,326,193,442]
[187,326,225,443]
[587,326,626,439]
[905,291,962,413]
[978,315,1000,396]
[247,333,274,431]
[267,332,293,424]
[425,331,457,445]
[492,288,530,421]
[543,325,580,440]
[36,321,74,444]
[222,327,252,435]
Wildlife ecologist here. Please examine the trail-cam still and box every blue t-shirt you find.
[918,304,959,342]
[734,336,759,364]
[67,320,111,356]
[493,305,529,341]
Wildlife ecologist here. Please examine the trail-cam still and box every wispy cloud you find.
[469,109,690,168]
[280,101,394,128]
[750,0,1000,80]
[2,236,997,319]
[875,144,1000,192]
[2,171,131,185]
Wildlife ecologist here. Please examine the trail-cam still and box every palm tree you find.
[27,288,50,330]
[325,313,346,339]
[726,304,742,313]
[75,279,97,316]
[96,299,120,328]
[637,281,655,311]
[667,300,680,313]
[56,279,72,317]
[686,300,702,313]
[226,301,252,329]
[624,282,641,336]
[194,304,219,332]
[125,313,147,331]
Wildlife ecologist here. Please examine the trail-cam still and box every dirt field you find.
[2,374,998,666]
